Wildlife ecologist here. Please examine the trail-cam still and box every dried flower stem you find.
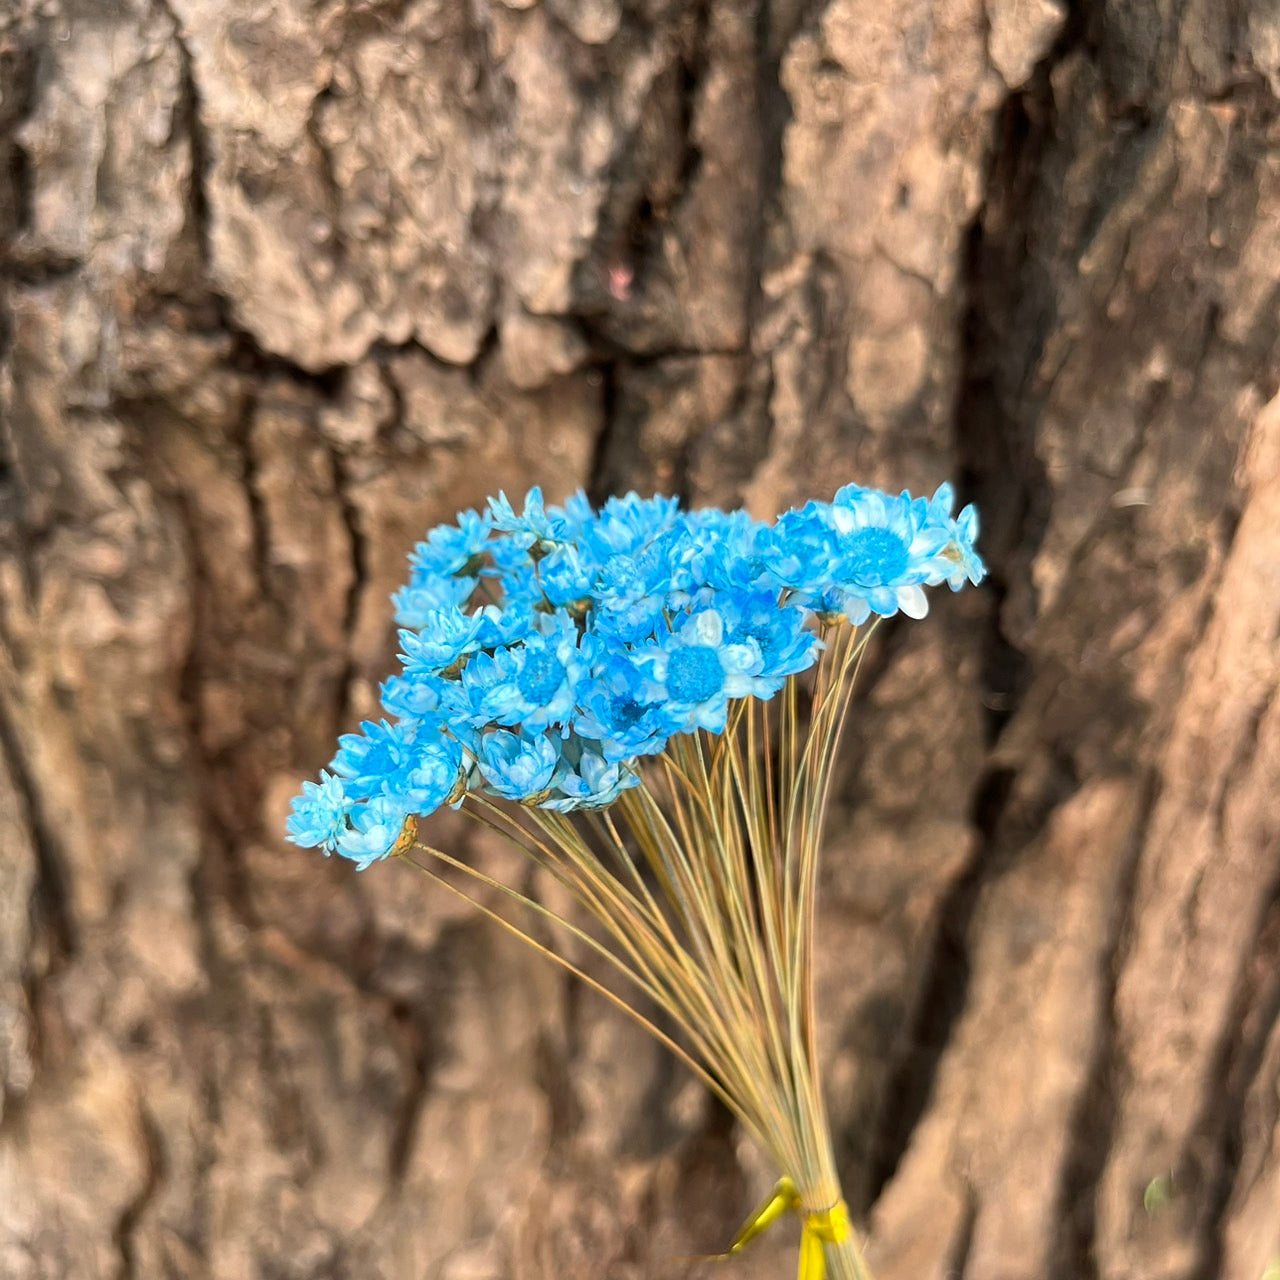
[398,620,879,1277]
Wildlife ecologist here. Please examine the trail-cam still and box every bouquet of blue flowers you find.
[288,481,984,1280]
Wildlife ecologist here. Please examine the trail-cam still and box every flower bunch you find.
[288,483,983,869]
[288,480,983,1280]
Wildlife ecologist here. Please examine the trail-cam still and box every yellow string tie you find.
[705,1177,851,1280]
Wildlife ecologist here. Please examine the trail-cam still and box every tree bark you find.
[1,0,1277,1277]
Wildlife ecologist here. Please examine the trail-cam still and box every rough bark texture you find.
[1,0,1278,1277]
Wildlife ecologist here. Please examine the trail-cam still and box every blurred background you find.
[1,0,1278,1277]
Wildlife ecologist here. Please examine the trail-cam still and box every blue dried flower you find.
[330,720,416,796]
[407,507,492,577]
[399,608,487,676]
[287,480,984,864]
[285,478,988,1280]
[922,482,986,590]
[542,745,640,811]
[286,771,350,853]
[462,614,592,733]
[335,795,412,870]
[633,607,770,734]
[575,658,678,762]
[488,486,558,547]
[392,736,465,813]
[477,729,560,802]
[392,573,478,629]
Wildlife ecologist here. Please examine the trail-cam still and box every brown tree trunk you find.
[2,0,1277,1277]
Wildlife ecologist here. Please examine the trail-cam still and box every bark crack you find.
[166,482,260,930]
[1,28,74,283]
[857,25,1079,1213]
[325,439,370,729]
[586,357,620,504]
[858,761,1019,1212]
[305,80,347,270]
[153,0,214,285]
[1191,876,1280,1280]
[1051,770,1159,1280]
[386,996,435,1185]
[944,1177,979,1280]
[113,1098,165,1280]
[0,691,77,968]
[231,389,276,610]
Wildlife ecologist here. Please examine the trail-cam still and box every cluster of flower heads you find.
[288,482,984,868]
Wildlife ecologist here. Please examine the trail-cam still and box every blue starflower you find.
[721,591,821,688]
[407,507,492,577]
[473,601,539,649]
[335,796,412,870]
[331,720,417,797]
[286,771,350,853]
[543,746,640,811]
[593,529,687,643]
[683,508,773,596]
[827,486,950,623]
[537,543,596,608]
[477,729,561,802]
[575,657,678,761]
[556,489,597,541]
[633,608,769,733]
[392,573,479,629]
[921,483,987,590]
[390,736,466,812]
[584,491,682,557]
[489,486,559,548]
[398,608,487,676]
[764,504,844,601]
[462,613,592,732]
[380,671,456,722]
